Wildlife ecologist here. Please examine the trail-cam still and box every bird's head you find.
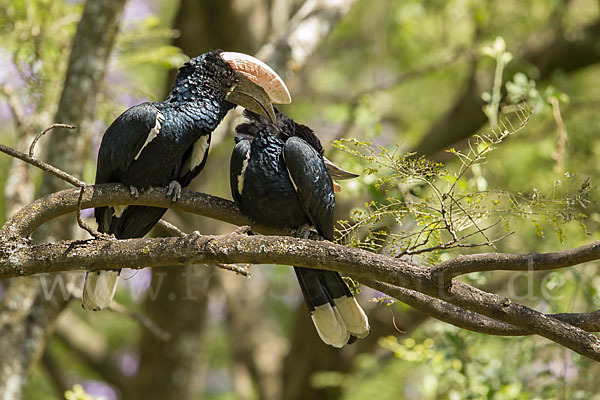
[236,109,360,192]
[168,50,291,123]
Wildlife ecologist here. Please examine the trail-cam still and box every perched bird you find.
[83,50,291,311]
[230,109,370,347]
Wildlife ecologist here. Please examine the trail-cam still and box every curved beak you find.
[323,157,359,180]
[324,157,359,193]
[221,52,291,123]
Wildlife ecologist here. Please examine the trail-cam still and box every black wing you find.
[230,139,252,204]
[95,102,161,185]
[283,137,335,240]
[95,102,167,239]
[178,134,211,188]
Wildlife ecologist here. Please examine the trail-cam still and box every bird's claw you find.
[129,186,140,198]
[294,227,312,239]
[166,181,182,202]
[232,225,252,235]
[94,231,116,241]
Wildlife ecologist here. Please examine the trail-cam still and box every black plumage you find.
[94,53,235,239]
[230,109,370,347]
[83,50,286,310]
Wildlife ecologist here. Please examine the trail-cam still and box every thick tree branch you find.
[431,243,600,283]
[3,184,600,360]
[365,279,600,336]
[2,230,600,360]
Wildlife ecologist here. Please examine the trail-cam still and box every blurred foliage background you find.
[1,0,600,399]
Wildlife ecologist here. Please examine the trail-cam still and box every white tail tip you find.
[334,296,370,338]
[82,270,119,311]
[310,304,350,348]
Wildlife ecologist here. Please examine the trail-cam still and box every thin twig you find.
[108,301,171,341]
[400,220,510,256]
[0,142,84,187]
[29,124,76,158]
[447,192,494,247]
[214,263,251,277]
[156,219,186,237]
[76,185,102,238]
[402,231,514,256]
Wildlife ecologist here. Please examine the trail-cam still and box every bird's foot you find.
[94,231,116,241]
[166,180,182,202]
[129,186,140,198]
[294,226,323,241]
[232,225,253,235]
[294,226,313,239]
[189,230,204,240]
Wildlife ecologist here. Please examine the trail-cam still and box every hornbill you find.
[230,109,370,347]
[83,50,291,311]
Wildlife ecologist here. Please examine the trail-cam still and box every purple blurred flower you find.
[547,359,578,382]
[103,68,150,108]
[0,102,12,121]
[117,349,140,377]
[119,92,148,109]
[206,368,233,393]
[207,294,227,324]
[122,268,153,302]
[0,51,20,85]
[81,380,118,400]
[79,208,94,219]
[123,0,158,24]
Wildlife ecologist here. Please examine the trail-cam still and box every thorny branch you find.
[3,214,600,360]
[335,105,537,259]
[2,132,600,361]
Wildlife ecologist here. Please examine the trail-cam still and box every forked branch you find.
[2,131,600,361]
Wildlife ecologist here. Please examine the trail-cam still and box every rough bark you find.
[134,2,258,397]
[41,0,125,197]
[3,185,600,361]
[0,1,126,398]
[145,2,361,398]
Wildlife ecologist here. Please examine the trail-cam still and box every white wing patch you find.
[112,205,127,218]
[237,149,251,195]
[189,135,210,171]
[286,166,299,193]
[282,151,300,193]
[134,111,165,160]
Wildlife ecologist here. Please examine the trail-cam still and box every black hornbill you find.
[83,50,290,310]
[230,109,370,347]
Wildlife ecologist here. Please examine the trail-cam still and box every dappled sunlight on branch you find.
[1,124,600,362]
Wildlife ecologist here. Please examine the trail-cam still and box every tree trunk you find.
[0,1,126,398]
